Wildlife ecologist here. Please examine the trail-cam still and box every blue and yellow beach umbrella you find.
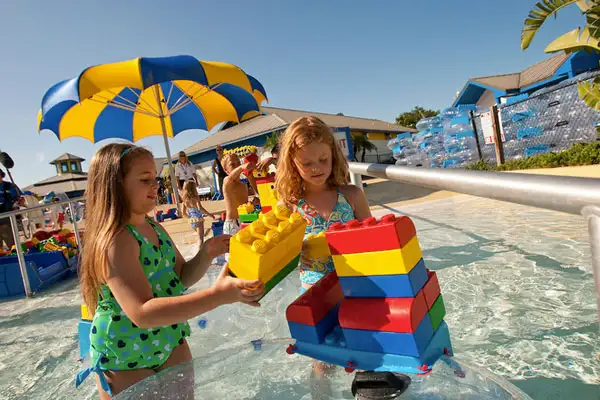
[37,55,268,209]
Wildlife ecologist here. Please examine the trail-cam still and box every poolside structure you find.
[170,106,416,194]
[24,153,87,198]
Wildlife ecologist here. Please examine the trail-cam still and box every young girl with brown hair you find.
[76,143,264,398]
[276,116,372,293]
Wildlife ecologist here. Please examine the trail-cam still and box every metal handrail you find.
[0,196,84,219]
[0,196,85,297]
[348,162,600,215]
[347,162,600,326]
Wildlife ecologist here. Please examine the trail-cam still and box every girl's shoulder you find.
[337,184,371,219]
[338,184,364,202]
[107,226,141,266]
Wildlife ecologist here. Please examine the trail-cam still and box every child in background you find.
[181,180,215,246]
[220,152,256,236]
[76,143,264,398]
[276,116,372,293]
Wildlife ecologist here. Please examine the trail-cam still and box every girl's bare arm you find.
[341,185,372,221]
[105,231,228,328]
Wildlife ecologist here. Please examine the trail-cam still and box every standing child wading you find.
[275,116,372,392]
[76,144,264,399]
[220,152,257,236]
[181,180,215,246]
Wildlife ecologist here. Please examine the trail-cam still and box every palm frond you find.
[577,76,600,110]
[585,1,600,38]
[545,26,600,53]
[521,0,589,50]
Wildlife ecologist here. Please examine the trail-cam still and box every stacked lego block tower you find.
[330,215,448,359]
[228,205,307,299]
[285,214,451,373]
[253,169,278,213]
[237,203,260,224]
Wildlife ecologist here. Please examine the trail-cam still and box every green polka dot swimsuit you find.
[75,219,191,395]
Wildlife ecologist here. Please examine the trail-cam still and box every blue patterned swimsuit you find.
[186,207,204,229]
[296,190,355,286]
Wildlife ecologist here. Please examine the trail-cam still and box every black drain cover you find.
[351,371,411,399]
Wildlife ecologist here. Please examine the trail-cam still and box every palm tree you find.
[263,131,280,151]
[352,134,377,162]
[521,0,600,109]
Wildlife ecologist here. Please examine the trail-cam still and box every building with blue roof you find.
[453,50,600,109]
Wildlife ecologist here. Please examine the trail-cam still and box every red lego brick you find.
[255,173,275,185]
[242,153,259,176]
[286,272,344,326]
[325,214,417,255]
[422,270,441,310]
[338,290,428,333]
[244,153,259,164]
[261,206,272,213]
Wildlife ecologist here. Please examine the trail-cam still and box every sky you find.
[0,0,586,188]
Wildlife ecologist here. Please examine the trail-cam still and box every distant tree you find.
[352,134,377,162]
[395,106,439,129]
[263,131,280,151]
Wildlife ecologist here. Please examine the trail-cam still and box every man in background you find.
[212,145,228,197]
[0,170,20,249]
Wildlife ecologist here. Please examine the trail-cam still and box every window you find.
[70,161,79,171]
[61,163,68,173]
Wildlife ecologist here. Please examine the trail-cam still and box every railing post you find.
[68,201,82,248]
[10,215,32,297]
[349,171,363,190]
[491,105,505,166]
[583,206,600,327]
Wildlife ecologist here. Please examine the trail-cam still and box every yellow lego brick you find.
[81,304,92,321]
[253,169,269,179]
[332,236,422,277]
[304,232,331,261]
[229,205,307,283]
[257,183,278,210]
[237,203,255,215]
[44,242,61,251]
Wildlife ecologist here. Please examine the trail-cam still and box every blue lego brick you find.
[342,314,434,357]
[78,320,92,360]
[292,321,453,374]
[287,304,340,344]
[338,258,428,298]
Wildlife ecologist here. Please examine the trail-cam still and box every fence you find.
[472,71,600,164]
[0,197,84,296]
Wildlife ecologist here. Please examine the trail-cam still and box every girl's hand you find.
[213,264,264,307]
[201,235,231,260]
[242,161,257,171]
[256,157,274,171]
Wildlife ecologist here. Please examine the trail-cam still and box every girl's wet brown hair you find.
[275,116,348,205]
[80,143,154,313]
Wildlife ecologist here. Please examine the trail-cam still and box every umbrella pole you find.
[152,85,181,216]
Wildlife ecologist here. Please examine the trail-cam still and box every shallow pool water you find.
[0,195,598,399]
